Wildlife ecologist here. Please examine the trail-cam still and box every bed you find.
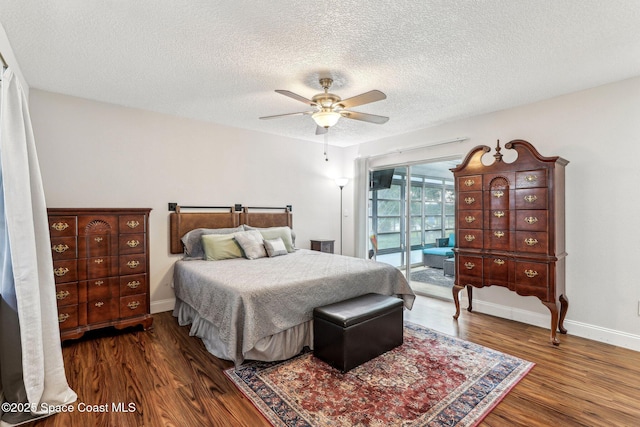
[169,205,415,366]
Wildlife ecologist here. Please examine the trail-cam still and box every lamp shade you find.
[335,177,349,188]
[312,110,341,128]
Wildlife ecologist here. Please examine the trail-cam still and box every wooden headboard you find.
[169,205,292,254]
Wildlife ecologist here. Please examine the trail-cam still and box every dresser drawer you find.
[486,209,509,229]
[57,305,79,330]
[119,254,146,275]
[119,233,145,254]
[514,261,549,300]
[457,210,482,229]
[50,236,77,260]
[515,188,547,210]
[457,255,483,280]
[484,257,512,287]
[516,210,548,232]
[79,233,113,257]
[77,215,118,236]
[120,215,146,234]
[85,278,117,301]
[120,294,147,319]
[486,188,510,210]
[459,229,483,249]
[55,283,79,307]
[515,231,548,254]
[516,169,547,189]
[87,298,118,324]
[49,216,76,237]
[120,274,147,297]
[459,191,482,210]
[81,256,117,279]
[53,259,78,284]
[458,175,482,191]
[484,229,511,251]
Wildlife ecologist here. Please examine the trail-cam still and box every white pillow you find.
[233,230,267,260]
[264,237,288,257]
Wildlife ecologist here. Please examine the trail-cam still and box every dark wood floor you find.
[23,295,640,427]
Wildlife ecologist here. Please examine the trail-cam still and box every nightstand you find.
[310,239,335,254]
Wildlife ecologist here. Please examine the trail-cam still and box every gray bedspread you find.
[173,249,415,364]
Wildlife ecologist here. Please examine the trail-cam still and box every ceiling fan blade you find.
[275,90,317,106]
[341,110,389,124]
[315,125,328,135]
[337,90,386,109]
[259,111,312,120]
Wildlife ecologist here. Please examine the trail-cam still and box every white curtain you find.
[0,67,76,425]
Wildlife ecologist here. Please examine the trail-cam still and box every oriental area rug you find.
[225,322,534,427]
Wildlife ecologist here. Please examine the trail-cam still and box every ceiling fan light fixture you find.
[312,110,341,128]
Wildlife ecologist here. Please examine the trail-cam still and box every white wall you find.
[351,76,640,350]
[29,90,352,313]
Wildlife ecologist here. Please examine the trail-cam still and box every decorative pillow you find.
[264,237,288,257]
[182,226,244,259]
[201,233,244,261]
[233,230,267,260]
[244,226,295,253]
[448,233,455,247]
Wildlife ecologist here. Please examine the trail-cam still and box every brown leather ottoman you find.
[313,293,403,372]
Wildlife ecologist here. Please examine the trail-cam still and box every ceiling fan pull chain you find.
[324,132,329,161]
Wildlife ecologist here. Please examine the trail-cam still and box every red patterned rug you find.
[225,322,534,426]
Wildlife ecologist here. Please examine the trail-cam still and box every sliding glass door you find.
[368,159,458,298]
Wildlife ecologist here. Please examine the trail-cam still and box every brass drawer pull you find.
[525,174,537,182]
[127,280,141,289]
[126,240,140,248]
[464,234,475,242]
[128,301,141,310]
[126,220,140,229]
[51,222,69,232]
[464,262,475,270]
[127,260,140,269]
[56,290,70,300]
[524,216,538,224]
[95,301,104,308]
[524,195,538,203]
[464,197,475,205]
[493,190,504,198]
[94,237,103,243]
[58,313,70,323]
[494,259,505,265]
[494,211,505,218]
[524,269,538,278]
[52,244,69,254]
[94,258,104,264]
[524,238,539,246]
[494,231,505,238]
[464,179,475,187]
[94,280,104,286]
[54,267,69,277]
[464,216,476,223]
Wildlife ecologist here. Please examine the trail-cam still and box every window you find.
[369,170,454,257]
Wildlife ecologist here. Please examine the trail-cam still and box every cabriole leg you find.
[542,301,560,346]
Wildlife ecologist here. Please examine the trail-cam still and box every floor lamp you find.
[335,178,349,255]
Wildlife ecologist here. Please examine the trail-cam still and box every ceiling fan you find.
[259,78,389,135]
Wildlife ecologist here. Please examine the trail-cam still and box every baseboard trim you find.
[468,299,640,352]
[150,298,175,314]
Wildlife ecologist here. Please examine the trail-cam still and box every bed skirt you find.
[173,298,313,366]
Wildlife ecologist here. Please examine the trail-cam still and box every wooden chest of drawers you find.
[48,208,152,341]
[451,140,568,345]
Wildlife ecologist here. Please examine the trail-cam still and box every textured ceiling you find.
[1,1,639,147]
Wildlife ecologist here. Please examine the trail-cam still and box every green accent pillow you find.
[201,233,243,260]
